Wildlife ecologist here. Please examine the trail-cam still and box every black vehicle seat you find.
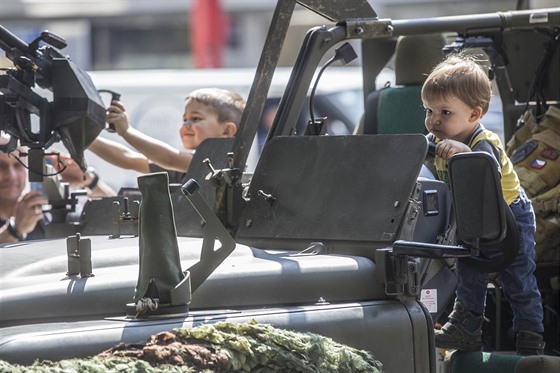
[361,33,446,135]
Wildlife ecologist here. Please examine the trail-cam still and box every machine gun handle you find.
[427,140,436,159]
[98,89,121,133]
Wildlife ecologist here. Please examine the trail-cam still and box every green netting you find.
[0,321,382,373]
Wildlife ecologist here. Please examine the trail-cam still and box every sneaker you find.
[516,330,545,355]
[434,301,483,351]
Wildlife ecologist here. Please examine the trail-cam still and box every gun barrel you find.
[0,24,31,59]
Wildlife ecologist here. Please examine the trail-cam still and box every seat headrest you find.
[395,34,447,86]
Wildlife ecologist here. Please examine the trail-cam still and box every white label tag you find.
[420,289,438,313]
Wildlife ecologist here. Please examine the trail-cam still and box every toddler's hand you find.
[435,139,471,159]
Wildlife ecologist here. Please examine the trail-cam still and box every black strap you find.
[525,29,560,118]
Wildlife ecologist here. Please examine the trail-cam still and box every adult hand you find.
[106,100,131,136]
[435,139,471,160]
[46,154,87,187]
[45,153,115,197]
[13,191,48,236]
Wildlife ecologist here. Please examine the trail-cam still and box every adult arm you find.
[0,191,47,243]
[0,224,17,243]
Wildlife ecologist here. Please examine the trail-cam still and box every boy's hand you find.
[435,139,471,159]
[106,100,130,136]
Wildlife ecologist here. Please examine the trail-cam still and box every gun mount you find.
[0,25,105,179]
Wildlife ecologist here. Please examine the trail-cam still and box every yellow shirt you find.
[433,126,521,205]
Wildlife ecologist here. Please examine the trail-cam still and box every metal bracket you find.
[205,154,246,232]
[66,233,93,277]
[400,182,423,242]
[110,197,140,238]
[375,248,421,298]
[181,179,236,293]
[345,18,394,39]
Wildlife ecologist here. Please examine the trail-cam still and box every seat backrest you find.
[362,34,446,135]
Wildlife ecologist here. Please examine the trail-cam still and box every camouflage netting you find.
[0,321,382,372]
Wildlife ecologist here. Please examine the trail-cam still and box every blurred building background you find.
[1,0,556,71]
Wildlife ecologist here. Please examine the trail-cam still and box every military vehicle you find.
[1,1,558,372]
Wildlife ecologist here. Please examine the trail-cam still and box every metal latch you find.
[110,197,140,238]
[66,233,93,277]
